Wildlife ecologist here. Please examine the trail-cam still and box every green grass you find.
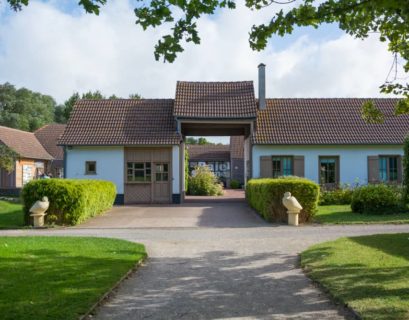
[315,205,409,224]
[0,200,24,229]
[0,236,147,320]
[301,233,409,320]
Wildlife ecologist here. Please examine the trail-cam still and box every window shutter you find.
[293,156,305,177]
[397,155,403,183]
[260,156,272,178]
[367,156,379,183]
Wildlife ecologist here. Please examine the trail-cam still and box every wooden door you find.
[153,162,171,203]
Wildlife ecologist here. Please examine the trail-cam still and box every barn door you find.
[153,163,171,203]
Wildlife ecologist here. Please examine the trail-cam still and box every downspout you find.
[63,146,67,178]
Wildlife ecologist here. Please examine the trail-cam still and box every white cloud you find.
[0,0,396,103]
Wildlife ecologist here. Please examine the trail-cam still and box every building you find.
[59,65,409,204]
[187,144,231,186]
[186,138,245,187]
[0,126,53,195]
[35,124,66,178]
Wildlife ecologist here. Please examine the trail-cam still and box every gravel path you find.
[2,208,408,319]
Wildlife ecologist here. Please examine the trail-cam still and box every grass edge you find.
[80,253,148,320]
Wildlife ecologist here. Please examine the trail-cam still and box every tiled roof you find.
[174,81,257,118]
[230,136,244,159]
[35,124,66,160]
[0,126,53,160]
[59,99,181,145]
[187,145,231,161]
[254,98,409,145]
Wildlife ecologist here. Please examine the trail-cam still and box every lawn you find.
[0,236,147,320]
[0,200,24,229]
[314,205,409,224]
[301,233,409,320]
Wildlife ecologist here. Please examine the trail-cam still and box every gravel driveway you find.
[2,202,408,319]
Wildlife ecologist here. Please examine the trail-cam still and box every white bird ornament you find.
[30,196,49,215]
[282,192,302,212]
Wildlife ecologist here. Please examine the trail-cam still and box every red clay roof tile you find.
[59,99,181,145]
[174,81,257,118]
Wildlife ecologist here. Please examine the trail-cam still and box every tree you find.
[0,144,18,173]
[7,1,408,119]
[185,137,214,145]
[129,93,142,99]
[0,83,56,131]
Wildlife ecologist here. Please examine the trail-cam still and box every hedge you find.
[21,179,116,226]
[319,186,354,205]
[246,177,320,223]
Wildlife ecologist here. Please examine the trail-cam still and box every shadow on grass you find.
[0,238,146,320]
[96,250,353,320]
[350,233,409,261]
[302,238,409,320]
[0,208,25,229]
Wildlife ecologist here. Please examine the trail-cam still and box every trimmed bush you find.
[188,166,223,196]
[351,184,404,214]
[319,186,354,205]
[246,176,320,223]
[230,179,241,189]
[21,179,116,226]
[404,134,409,204]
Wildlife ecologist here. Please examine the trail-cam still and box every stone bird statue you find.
[282,192,302,212]
[30,196,49,215]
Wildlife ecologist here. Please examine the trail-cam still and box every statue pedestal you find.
[30,213,46,228]
[287,210,299,226]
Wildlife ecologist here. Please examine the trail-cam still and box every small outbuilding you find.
[0,126,53,195]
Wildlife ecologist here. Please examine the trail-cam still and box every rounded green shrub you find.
[246,177,319,223]
[351,184,403,214]
[188,166,223,196]
[230,179,241,189]
[21,179,116,226]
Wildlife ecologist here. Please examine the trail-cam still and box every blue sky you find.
[0,0,395,144]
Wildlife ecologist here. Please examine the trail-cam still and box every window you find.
[85,161,96,175]
[127,162,151,182]
[155,163,169,182]
[319,157,339,185]
[272,157,293,178]
[379,156,399,182]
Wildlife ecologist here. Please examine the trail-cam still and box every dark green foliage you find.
[404,134,409,203]
[185,137,214,145]
[0,144,18,173]
[319,187,353,205]
[21,179,116,226]
[188,166,223,196]
[246,177,319,223]
[229,179,241,189]
[351,184,404,215]
[0,83,56,131]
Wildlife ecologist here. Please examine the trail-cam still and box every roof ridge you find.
[177,80,254,84]
[0,125,35,135]
[78,98,174,102]
[34,123,66,133]
[263,97,402,100]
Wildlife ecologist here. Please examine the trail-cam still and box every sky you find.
[0,0,399,144]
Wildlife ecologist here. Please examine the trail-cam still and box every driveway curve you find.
[1,202,408,319]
